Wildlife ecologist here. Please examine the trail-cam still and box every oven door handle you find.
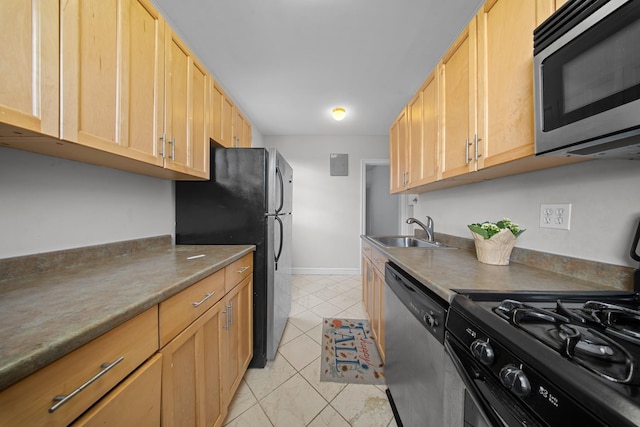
[444,336,505,427]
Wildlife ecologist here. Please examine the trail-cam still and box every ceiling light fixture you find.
[332,107,346,121]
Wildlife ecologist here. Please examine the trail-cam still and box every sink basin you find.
[368,236,456,249]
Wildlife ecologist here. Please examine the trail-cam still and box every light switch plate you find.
[539,203,572,230]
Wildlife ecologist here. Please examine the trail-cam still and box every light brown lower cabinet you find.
[221,275,253,407]
[361,241,387,361]
[160,258,254,427]
[161,299,225,427]
[71,354,163,427]
[0,255,254,427]
[0,306,159,426]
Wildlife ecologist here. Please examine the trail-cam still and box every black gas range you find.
[446,290,640,427]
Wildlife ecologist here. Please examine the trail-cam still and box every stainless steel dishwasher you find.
[385,262,448,427]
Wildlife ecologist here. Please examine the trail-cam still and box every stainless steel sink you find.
[368,236,456,249]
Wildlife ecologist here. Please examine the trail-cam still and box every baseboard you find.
[292,267,360,276]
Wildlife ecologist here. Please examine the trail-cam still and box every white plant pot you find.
[471,229,517,266]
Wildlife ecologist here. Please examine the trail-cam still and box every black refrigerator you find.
[175,142,293,368]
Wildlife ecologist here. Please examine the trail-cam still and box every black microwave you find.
[534,0,640,160]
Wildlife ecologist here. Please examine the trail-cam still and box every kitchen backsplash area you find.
[0,147,174,259]
[413,159,640,268]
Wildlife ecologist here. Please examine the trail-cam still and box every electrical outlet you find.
[540,204,572,230]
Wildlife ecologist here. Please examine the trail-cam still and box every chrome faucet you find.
[406,216,434,242]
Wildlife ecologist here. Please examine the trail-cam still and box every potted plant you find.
[468,219,525,265]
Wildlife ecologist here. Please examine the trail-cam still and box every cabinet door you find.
[233,108,251,148]
[408,92,422,186]
[71,354,162,427]
[211,81,224,145]
[164,28,209,179]
[161,300,224,427]
[222,91,234,148]
[477,0,548,169]
[408,72,439,187]
[0,0,58,137]
[61,0,165,166]
[242,116,252,148]
[373,270,385,362]
[421,73,439,185]
[389,109,408,193]
[439,20,477,179]
[221,276,253,407]
[237,276,253,375]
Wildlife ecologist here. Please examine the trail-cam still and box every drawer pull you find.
[49,356,125,413]
[237,266,249,274]
[222,307,229,330]
[192,292,216,308]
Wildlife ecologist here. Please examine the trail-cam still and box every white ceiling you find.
[151,0,484,137]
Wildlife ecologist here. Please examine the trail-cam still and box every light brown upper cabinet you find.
[0,0,59,138]
[211,81,235,148]
[233,108,252,148]
[476,0,555,169]
[438,20,478,180]
[391,0,578,194]
[60,0,208,179]
[211,81,251,148]
[389,108,409,193]
[164,27,209,178]
[60,0,165,167]
[410,71,439,187]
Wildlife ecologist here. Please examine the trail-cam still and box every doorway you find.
[360,160,401,236]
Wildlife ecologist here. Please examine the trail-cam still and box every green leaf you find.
[468,224,490,239]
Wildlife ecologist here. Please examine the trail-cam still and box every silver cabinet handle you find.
[159,133,166,158]
[237,266,249,274]
[465,138,471,165]
[169,137,175,160]
[475,134,482,160]
[49,356,125,413]
[192,292,216,308]
[222,306,229,330]
[229,302,234,326]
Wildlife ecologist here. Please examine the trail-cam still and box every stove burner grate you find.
[494,299,640,384]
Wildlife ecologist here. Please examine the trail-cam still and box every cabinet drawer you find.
[225,253,253,293]
[160,269,225,347]
[362,241,373,259]
[71,354,162,427]
[0,306,158,427]
[372,251,388,275]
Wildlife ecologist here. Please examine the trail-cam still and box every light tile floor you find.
[223,274,397,427]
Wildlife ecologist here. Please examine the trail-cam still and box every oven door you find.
[444,333,545,427]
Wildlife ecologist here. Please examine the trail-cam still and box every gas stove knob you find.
[499,365,531,397]
[470,339,495,365]
[423,313,438,328]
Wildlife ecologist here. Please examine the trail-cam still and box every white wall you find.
[0,147,175,259]
[263,135,389,274]
[413,159,640,267]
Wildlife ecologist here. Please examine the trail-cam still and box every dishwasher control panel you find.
[385,262,447,343]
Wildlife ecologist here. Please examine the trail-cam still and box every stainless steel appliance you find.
[384,262,448,427]
[446,290,640,426]
[533,0,640,159]
[175,143,293,368]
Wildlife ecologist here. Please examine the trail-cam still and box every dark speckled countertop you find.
[362,235,625,303]
[0,240,254,392]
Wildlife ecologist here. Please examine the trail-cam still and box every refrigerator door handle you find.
[275,166,284,214]
[274,215,284,271]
